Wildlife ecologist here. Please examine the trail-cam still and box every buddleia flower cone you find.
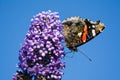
[13,10,65,80]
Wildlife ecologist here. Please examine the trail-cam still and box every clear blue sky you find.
[0,0,120,80]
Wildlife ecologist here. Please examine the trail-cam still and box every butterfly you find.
[62,16,105,52]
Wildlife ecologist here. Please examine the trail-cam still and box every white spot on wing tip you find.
[92,25,95,28]
[92,29,96,36]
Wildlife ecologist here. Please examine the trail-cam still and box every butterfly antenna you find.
[78,49,92,62]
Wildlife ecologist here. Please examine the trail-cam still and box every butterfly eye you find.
[63,21,72,26]
[67,21,73,26]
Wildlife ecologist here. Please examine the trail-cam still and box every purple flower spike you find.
[13,10,65,80]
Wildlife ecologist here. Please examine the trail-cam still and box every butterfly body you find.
[62,17,105,51]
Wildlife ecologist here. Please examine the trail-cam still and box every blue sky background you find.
[0,0,120,80]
